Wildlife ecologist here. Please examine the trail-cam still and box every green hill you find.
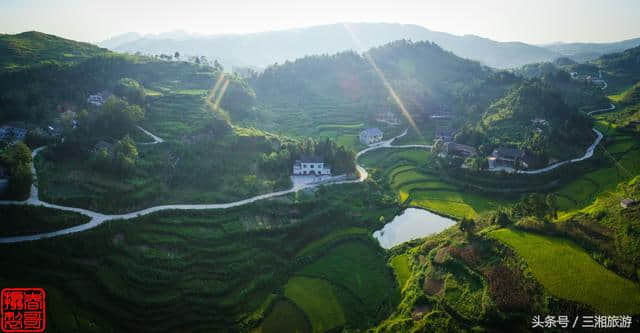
[0,31,110,71]
[592,45,640,92]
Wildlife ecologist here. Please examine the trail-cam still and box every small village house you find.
[444,142,478,158]
[87,91,113,107]
[292,156,331,176]
[359,128,383,145]
[487,148,529,170]
[620,198,637,209]
[93,140,113,154]
[434,127,457,143]
[0,126,27,142]
[531,118,548,126]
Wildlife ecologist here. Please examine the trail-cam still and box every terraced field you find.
[490,228,640,314]
[360,148,512,219]
[555,119,640,217]
[286,240,399,331]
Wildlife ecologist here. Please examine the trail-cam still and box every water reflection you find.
[373,208,456,249]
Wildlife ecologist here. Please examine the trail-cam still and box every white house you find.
[293,156,331,176]
[359,128,383,145]
[87,91,113,106]
[87,94,105,106]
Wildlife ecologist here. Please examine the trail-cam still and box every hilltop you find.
[0,31,110,71]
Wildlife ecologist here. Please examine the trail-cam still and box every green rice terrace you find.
[3,27,640,333]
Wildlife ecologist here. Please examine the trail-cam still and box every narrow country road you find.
[0,96,615,245]
[0,128,427,243]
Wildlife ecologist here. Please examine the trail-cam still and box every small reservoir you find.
[373,208,456,249]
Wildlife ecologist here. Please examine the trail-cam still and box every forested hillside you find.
[249,40,604,156]
[593,45,640,92]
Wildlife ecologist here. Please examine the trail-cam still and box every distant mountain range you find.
[541,37,640,63]
[99,23,640,70]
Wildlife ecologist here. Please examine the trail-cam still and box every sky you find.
[1,0,639,44]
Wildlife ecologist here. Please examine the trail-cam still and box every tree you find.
[0,142,32,200]
[459,217,476,238]
[8,162,32,200]
[174,51,180,60]
[114,78,146,105]
[546,193,558,219]
[112,135,138,173]
[98,97,145,136]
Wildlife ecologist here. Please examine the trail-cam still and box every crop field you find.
[257,300,310,333]
[390,254,411,290]
[555,119,640,216]
[284,277,346,332]
[359,148,513,219]
[490,228,640,314]
[142,93,213,141]
[0,185,401,332]
[296,227,369,258]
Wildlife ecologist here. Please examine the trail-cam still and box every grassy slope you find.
[0,31,109,71]
[257,300,310,333]
[284,276,346,332]
[490,228,640,314]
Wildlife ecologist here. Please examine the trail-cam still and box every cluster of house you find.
[359,127,383,145]
[87,91,113,107]
[570,70,605,88]
[292,156,332,176]
[0,126,27,142]
[487,148,532,170]
[431,125,536,171]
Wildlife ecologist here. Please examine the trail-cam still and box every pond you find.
[373,208,456,249]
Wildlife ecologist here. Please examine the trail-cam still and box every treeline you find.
[0,142,32,200]
[260,137,357,176]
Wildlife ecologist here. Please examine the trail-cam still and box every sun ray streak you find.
[214,79,230,110]
[342,23,422,138]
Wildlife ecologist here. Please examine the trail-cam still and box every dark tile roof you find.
[493,148,525,159]
[298,155,323,163]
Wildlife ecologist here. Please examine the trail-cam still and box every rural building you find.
[0,126,27,142]
[487,148,528,170]
[87,91,113,107]
[292,156,331,176]
[93,140,113,154]
[87,94,105,106]
[620,198,637,209]
[444,142,478,158]
[375,111,400,125]
[359,128,383,145]
[531,118,549,126]
[434,127,457,143]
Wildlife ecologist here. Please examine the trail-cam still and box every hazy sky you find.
[1,0,639,44]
